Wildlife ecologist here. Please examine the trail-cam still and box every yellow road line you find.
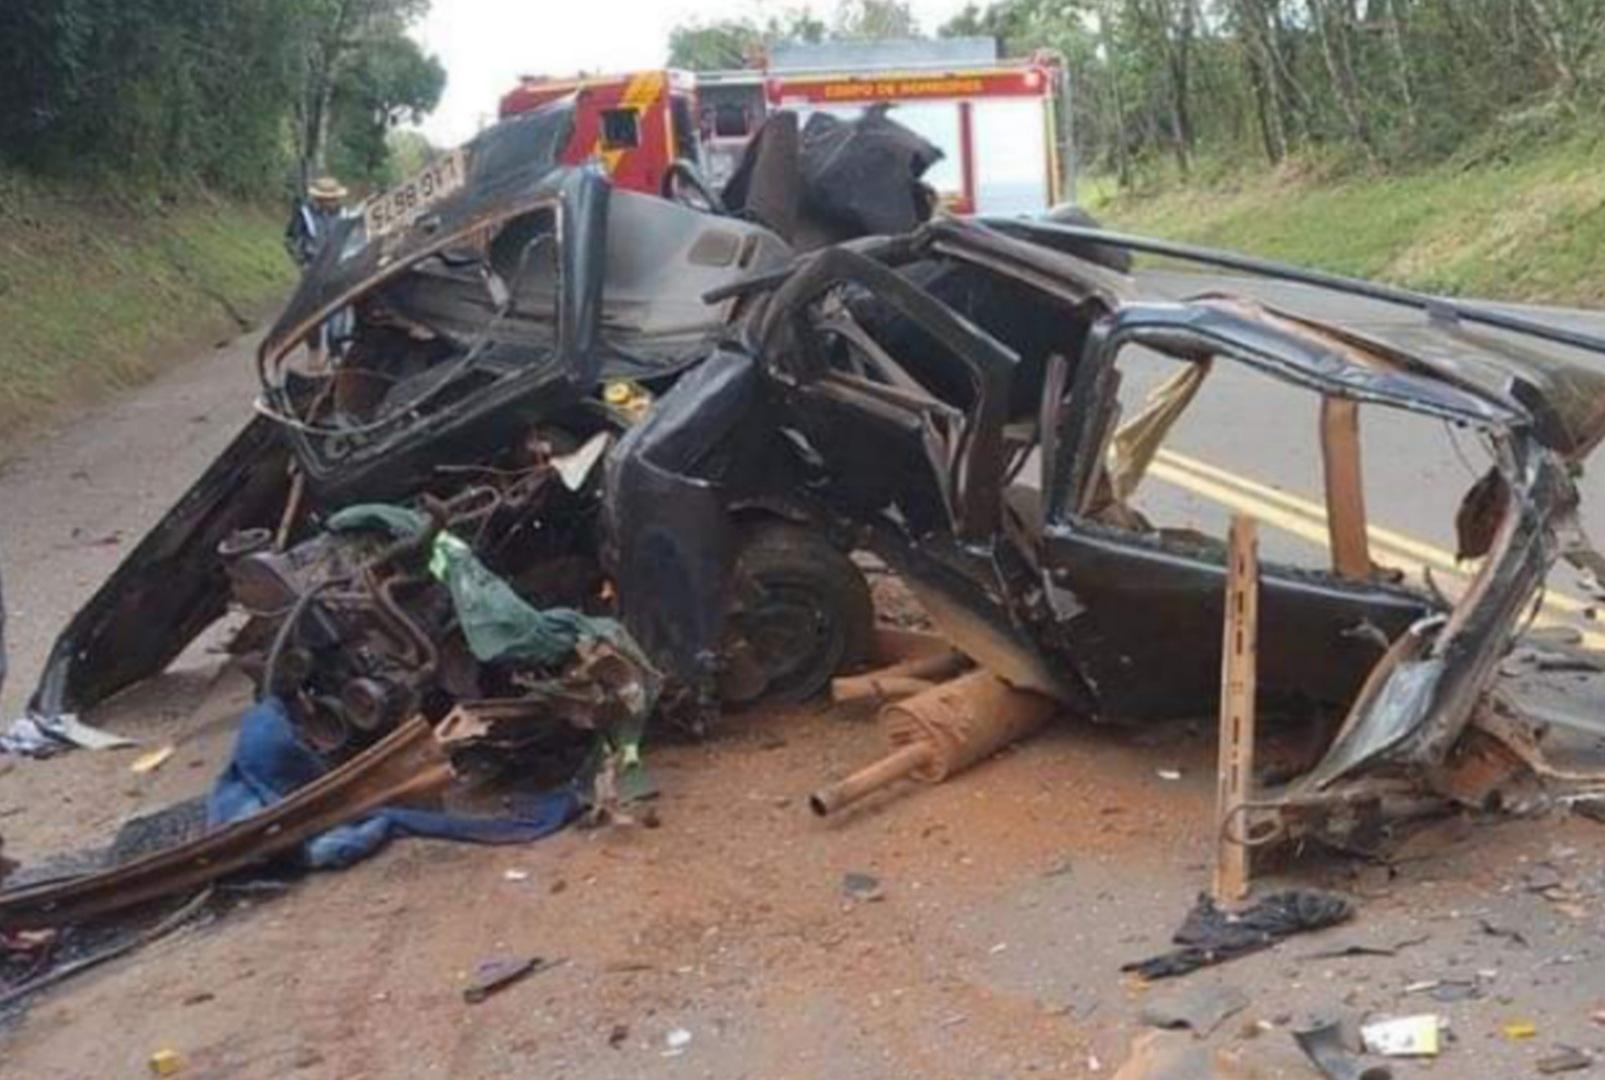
[1157,447,1596,619]
[1147,460,1340,557]
[1157,448,1456,568]
[1146,451,1605,649]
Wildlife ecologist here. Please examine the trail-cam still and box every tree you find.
[1130,0,1199,173]
[325,31,444,185]
[833,0,921,39]
[668,19,768,70]
[940,3,990,37]
[387,127,436,177]
[668,10,828,70]
[0,0,441,193]
[298,0,431,175]
[695,0,1605,187]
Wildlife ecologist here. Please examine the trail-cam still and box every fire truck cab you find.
[498,69,703,200]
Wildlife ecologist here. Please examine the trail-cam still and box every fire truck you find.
[497,38,1073,216]
[498,69,703,202]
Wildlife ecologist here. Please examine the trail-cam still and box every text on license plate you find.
[363,149,467,240]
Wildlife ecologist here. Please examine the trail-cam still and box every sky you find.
[411,0,977,145]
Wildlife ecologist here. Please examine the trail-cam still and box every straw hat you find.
[307,176,348,202]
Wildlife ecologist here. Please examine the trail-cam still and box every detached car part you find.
[25,100,950,742]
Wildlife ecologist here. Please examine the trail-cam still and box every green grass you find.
[1085,130,1605,306]
[0,171,294,435]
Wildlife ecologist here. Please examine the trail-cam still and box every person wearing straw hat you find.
[284,176,353,368]
[284,175,349,268]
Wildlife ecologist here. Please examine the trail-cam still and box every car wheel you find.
[719,522,873,706]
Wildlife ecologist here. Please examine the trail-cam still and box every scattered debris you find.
[831,644,969,705]
[1524,863,1565,892]
[130,745,175,774]
[1294,1020,1394,1080]
[663,1028,692,1056]
[148,1049,184,1076]
[1360,1014,1442,1057]
[810,672,1055,816]
[1537,1046,1592,1074]
[1571,797,1605,825]
[502,869,530,883]
[1138,983,1250,1038]
[1397,976,1479,1003]
[1427,980,1480,1004]
[0,888,213,1009]
[1042,856,1075,879]
[1502,1020,1538,1041]
[841,872,884,903]
[607,1023,629,1048]
[1212,515,1259,904]
[1300,933,1429,960]
[1123,890,1354,980]
[0,701,581,928]
[462,955,542,1003]
[1156,769,1183,782]
[1109,1029,1248,1079]
[1477,918,1529,948]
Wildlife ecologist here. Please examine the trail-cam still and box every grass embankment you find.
[0,171,294,435]
[1086,130,1605,306]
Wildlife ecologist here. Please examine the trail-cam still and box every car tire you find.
[720,522,874,706]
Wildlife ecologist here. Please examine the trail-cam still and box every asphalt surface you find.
[1127,269,1605,648]
[0,335,259,726]
[2,279,1605,1076]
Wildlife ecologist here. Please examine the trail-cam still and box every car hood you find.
[260,98,577,366]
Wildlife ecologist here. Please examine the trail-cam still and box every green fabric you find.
[327,503,430,540]
[326,503,625,667]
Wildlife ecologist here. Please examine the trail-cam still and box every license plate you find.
[363,149,467,240]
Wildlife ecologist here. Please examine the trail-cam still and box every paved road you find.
[0,334,257,724]
[2,280,1605,1078]
[4,270,1604,718]
[1123,269,1605,647]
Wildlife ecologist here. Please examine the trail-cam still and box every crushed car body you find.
[607,214,1605,832]
[11,90,1605,920]
[20,98,956,755]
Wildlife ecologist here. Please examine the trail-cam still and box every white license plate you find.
[363,149,467,240]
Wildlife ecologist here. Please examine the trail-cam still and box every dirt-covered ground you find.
[3,335,1605,1079]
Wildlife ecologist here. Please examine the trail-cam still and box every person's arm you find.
[284,203,315,265]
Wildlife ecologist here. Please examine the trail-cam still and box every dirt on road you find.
[2,336,1605,1079]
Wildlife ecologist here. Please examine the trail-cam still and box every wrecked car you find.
[20,99,952,758]
[607,213,1605,834]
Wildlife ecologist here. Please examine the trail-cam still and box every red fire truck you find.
[498,45,1072,216]
[497,69,703,200]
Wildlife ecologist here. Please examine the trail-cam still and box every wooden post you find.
[1320,396,1369,581]
[1214,515,1260,903]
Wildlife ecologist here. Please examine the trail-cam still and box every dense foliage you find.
[940,0,1605,183]
[672,0,1604,185]
[0,0,443,195]
[668,1,919,69]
